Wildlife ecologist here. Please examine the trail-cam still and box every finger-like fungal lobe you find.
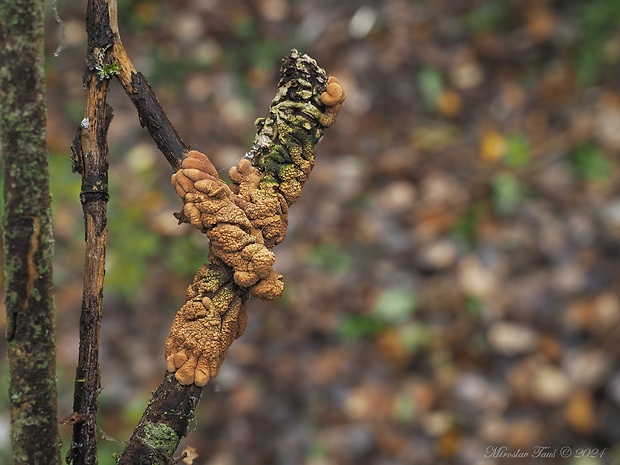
[165,261,248,387]
[167,50,345,386]
[319,76,347,127]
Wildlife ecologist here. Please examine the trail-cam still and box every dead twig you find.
[68,1,114,463]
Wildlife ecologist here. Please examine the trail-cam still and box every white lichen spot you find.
[80,118,90,129]
[257,134,272,148]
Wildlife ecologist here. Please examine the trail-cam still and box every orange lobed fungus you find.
[166,50,346,386]
[172,150,284,300]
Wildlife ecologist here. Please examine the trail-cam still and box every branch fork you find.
[75,1,345,462]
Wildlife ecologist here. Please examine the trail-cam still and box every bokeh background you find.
[2,0,620,464]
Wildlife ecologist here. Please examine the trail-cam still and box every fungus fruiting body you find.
[166,50,346,386]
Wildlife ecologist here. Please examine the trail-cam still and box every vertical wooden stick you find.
[67,1,114,463]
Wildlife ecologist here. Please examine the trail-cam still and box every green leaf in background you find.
[122,396,150,427]
[49,152,81,201]
[503,134,531,168]
[165,236,208,278]
[397,323,433,352]
[492,172,524,214]
[106,202,162,299]
[251,38,287,71]
[232,14,259,40]
[393,388,415,423]
[338,287,419,341]
[417,67,444,111]
[338,314,386,340]
[308,241,352,275]
[575,0,620,86]
[411,122,462,151]
[307,444,327,462]
[570,141,611,182]
[452,203,485,248]
[464,294,484,319]
[466,0,509,32]
[372,286,417,324]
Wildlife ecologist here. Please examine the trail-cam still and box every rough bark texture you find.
[0,1,62,464]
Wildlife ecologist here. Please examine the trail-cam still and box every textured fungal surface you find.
[165,261,248,387]
[239,52,346,218]
[166,50,345,386]
[172,150,283,300]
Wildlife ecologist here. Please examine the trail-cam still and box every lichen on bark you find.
[0,1,61,464]
[142,423,179,455]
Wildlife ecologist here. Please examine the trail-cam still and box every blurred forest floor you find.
[2,0,620,464]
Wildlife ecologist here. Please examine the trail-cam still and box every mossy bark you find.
[117,373,202,465]
[0,1,62,465]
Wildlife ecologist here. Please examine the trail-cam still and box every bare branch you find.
[67,1,115,463]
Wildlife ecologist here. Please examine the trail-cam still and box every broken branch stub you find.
[166,50,346,386]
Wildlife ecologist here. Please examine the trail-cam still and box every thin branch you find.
[107,5,189,171]
[66,1,114,463]
[111,43,189,170]
[116,373,203,465]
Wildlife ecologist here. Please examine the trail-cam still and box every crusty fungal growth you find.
[240,53,346,215]
[172,150,284,300]
[227,76,346,246]
[167,50,346,386]
[166,260,248,387]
